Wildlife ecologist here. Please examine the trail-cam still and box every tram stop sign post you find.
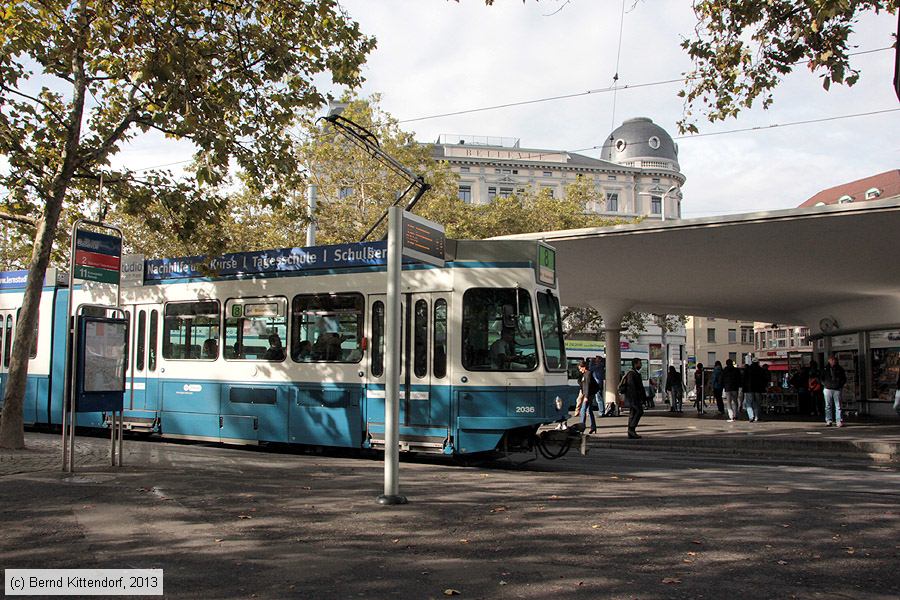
[378,208,445,506]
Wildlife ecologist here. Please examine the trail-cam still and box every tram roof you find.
[492,197,900,337]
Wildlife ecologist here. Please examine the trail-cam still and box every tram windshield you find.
[536,291,566,370]
[462,288,537,371]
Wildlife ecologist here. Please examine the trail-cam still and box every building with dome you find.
[430,117,686,220]
[428,118,688,382]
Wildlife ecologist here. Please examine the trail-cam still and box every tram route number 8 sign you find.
[536,243,556,287]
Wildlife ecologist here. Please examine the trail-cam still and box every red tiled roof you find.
[798,169,900,207]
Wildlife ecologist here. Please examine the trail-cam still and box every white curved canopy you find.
[494,198,900,336]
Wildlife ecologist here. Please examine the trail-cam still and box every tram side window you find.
[224,297,288,361]
[136,310,147,370]
[414,299,428,378]
[148,310,158,371]
[3,314,11,366]
[433,299,447,379]
[291,293,364,363]
[536,292,566,371]
[162,301,220,360]
[462,288,537,372]
[371,301,385,377]
[15,308,39,359]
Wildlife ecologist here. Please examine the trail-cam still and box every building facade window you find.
[541,185,554,198]
[607,175,616,181]
[741,327,753,344]
[728,329,737,344]
[707,352,716,365]
[728,352,737,363]
[487,186,497,200]
[458,185,472,203]
[542,171,553,177]
[606,192,618,212]
[652,178,660,184]
[651,196,662,214]
[499,187,513,198]
[707,328,716,343]
[459,166,470,173]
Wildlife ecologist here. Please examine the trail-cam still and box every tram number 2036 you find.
[515,406,536,414]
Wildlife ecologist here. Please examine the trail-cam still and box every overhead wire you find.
[396,46,893,125]
[127,46,895,173]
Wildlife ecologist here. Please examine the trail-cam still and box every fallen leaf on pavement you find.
[499,581,507,586]
[661,577,681,584]
[214,538,223,543]
[490,506,507,513]
[443,589,460,596]
[777,560,788,565]
[237,515,252,519]
[458,539,469,544]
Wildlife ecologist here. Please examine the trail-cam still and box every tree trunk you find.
[0,1,89,449]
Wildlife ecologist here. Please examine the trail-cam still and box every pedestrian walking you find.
[822,354,847,427]
[619,357,647,439]
[711,360,725,415]
[590,356,606,416]
[722,359,741,421]
[743,358,767,422]
[665,366,685,413]
[693,363,706,414]
[577,361,598,434]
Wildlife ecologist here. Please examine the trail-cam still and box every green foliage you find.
[216,95,627,252]
[0,0,375,260]
[679,1,895,132]
[562,307,684,342]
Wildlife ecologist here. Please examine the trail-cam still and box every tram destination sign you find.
[73,229,122,284]
[401,212,445,268]
[145,241,394,281]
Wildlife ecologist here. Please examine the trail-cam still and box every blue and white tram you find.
[0,239,570,456]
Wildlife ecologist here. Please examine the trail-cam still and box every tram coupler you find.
[536,422,588,457]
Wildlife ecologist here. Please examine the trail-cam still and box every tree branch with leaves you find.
[0,0,375,448]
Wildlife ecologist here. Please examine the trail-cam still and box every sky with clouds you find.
[110,0,898,218]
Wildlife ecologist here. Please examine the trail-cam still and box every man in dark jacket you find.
[821,354,848,427]
[743,359,767,422]
[721,359,742,421]
[621,357,647,438]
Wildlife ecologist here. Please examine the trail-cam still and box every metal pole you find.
[109,412,116,466]
[62,220,82,471]
[306,185,317,247]
[377,207,407,505]
[117,410,123,466]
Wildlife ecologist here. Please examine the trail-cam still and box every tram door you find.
[366,293,451,450]
[0,310,13,404]
[125,304,162,414]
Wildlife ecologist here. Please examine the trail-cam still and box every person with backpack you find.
[619,357,647,439]
[822,354,848,427]
[577,361,598,434]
